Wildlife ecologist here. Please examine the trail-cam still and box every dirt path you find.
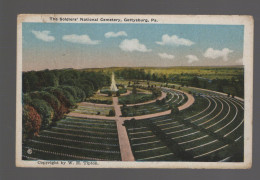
[112,96,135,161]
[112,97,122,117]
[68,89,195,121]
[116,119,135,161]
[67,88,195,161]
[130,91,195,120]
[178,92,195,110]
[120,90,131,96]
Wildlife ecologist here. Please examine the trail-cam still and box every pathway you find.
[68,90,194,121]
[113,96,135,161]
[67,88,195,161]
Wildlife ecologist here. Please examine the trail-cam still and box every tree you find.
[116,91,120,97]
[22,71,40,93]
[156,99,161,105]
[203,81,207,89]
[166,93,171,100]
[108,109,115,116]
[22,105,42,138]
[152,88,161,97]
[217,83,224,92]
[30,99,54,130]
[60,85,86,102]
[132,86,137,94]
[29,91,64,121]
[190,77,200,87]
[171,106,179,115]
[60,86,77,99]
[152,73,157,81]
[44,87,75,109]
[74,86,86,101]
[163,74,167,83]
[161,98,166,104]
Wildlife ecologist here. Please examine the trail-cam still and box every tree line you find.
[22,69,110,139]
[115,68,244,98]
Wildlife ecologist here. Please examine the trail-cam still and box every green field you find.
[22,67,244,162]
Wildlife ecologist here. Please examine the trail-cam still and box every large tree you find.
[22,105,42,138]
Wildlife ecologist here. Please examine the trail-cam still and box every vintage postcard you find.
[16,14,253,168]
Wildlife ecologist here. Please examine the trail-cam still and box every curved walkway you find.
[163,88,195,111]
[67,88,195,161]
[81,90,132,107]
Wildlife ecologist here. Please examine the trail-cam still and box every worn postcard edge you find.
[16,14,254,169]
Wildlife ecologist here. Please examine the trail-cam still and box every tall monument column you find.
[110,72,118,92]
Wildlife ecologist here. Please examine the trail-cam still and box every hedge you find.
[30,99,54,130]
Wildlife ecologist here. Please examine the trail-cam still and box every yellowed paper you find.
[16,14,253,168]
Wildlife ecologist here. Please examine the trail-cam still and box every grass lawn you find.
[86,93,113,104]
[119,93,156,105]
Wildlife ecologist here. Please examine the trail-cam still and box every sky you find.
[22,23,244,71]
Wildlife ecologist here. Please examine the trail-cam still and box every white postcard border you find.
[16,14,253,169]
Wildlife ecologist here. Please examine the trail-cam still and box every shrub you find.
[30,99,54,129]
[60,85,86,102]
[59,88,76,106]
[118,88,127,94]
[152,88,162,97]
[116,91,120,97]
[30,91,65,121]
[44,87,75,109]
[22,105,42,138]
[156,99,161,105]
[60,86,77,99]
[132,86,137,94]
[74,86,86,101]
[22,94,32,105]
[121,108,128,117]
[108,109,115,116]
[171,106,179,115]
[88,99,112,105]
[161,98,166,104]
[166,93,171,100]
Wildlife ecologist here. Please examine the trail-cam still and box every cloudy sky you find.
[22,23,244,71]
